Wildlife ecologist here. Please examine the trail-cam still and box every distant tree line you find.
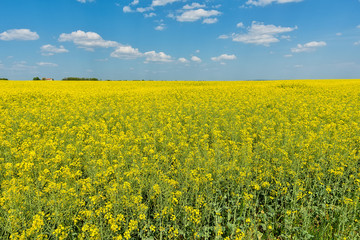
[33,77,54,81]
[62,77,99,81]
[0,78,8,80]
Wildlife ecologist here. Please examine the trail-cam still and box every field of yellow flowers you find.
[0,80,360,239]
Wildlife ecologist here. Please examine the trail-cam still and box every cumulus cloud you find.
[144,51,172,62]
[123,5,154,13]
[136,6,154,12]
[291,41,327,53]
[203,18,218,24]
[152,0,181,7]
[58,30,119,51]
[37,62,58,67]
[246,0,303,7]
[110,46,142,59]
[58,30,173,63]
[155,23,166,31]
[123,6,132,12]
[41,44,69,56]
[178,57,189,63]
[281,35,291,40]
[237,22,245,28]
[111,46,172,63]
[144,12,157,18]
[224,21,297,46]
[211,54,237,61]
[0,29,39,41]
[176,9,221,22]
[218,34,229,39]
[191,56,202,62]
[183,3,206,9]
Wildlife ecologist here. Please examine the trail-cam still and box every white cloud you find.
[336,32,342,36]
[41,44,69,56]
[37,62,58,67]
[228,21,297,46]
[111,45,172,63]
[246,0,303,7]
[304,41,326,47]
[77,0,95,3]
[122,4,154,13]
[176,9,221,22]
[191,56,202,62]
[211,54,237,61]
[218,34,229,39]
[354,41,360,46]
[237,22,244,28]
[281,35,291,40]
[110,46,142,59]
[203,18,218,24]
[123,6,132,12]
[144,12,156,17]
[144,51,172,62]
[357,25,360,29]
[55,30,173,64]
[291,41,327,53]
[294,64,303,68]
[152,0,181,7]
[284,54,293,58]
[178,57,189,63]
[136,7,154,12]
[183,3,206,9]
[0,29,39,41]
[155,23,166,31]
[131,0,139,5]
[58,30,119,51]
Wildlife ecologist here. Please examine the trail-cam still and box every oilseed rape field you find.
[0,80,360,240]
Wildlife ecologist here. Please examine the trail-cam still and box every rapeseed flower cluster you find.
[0,80,360,239]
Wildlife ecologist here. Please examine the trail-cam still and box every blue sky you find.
[0,0,360,80]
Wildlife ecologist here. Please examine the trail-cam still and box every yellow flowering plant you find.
[0,80,360,239]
